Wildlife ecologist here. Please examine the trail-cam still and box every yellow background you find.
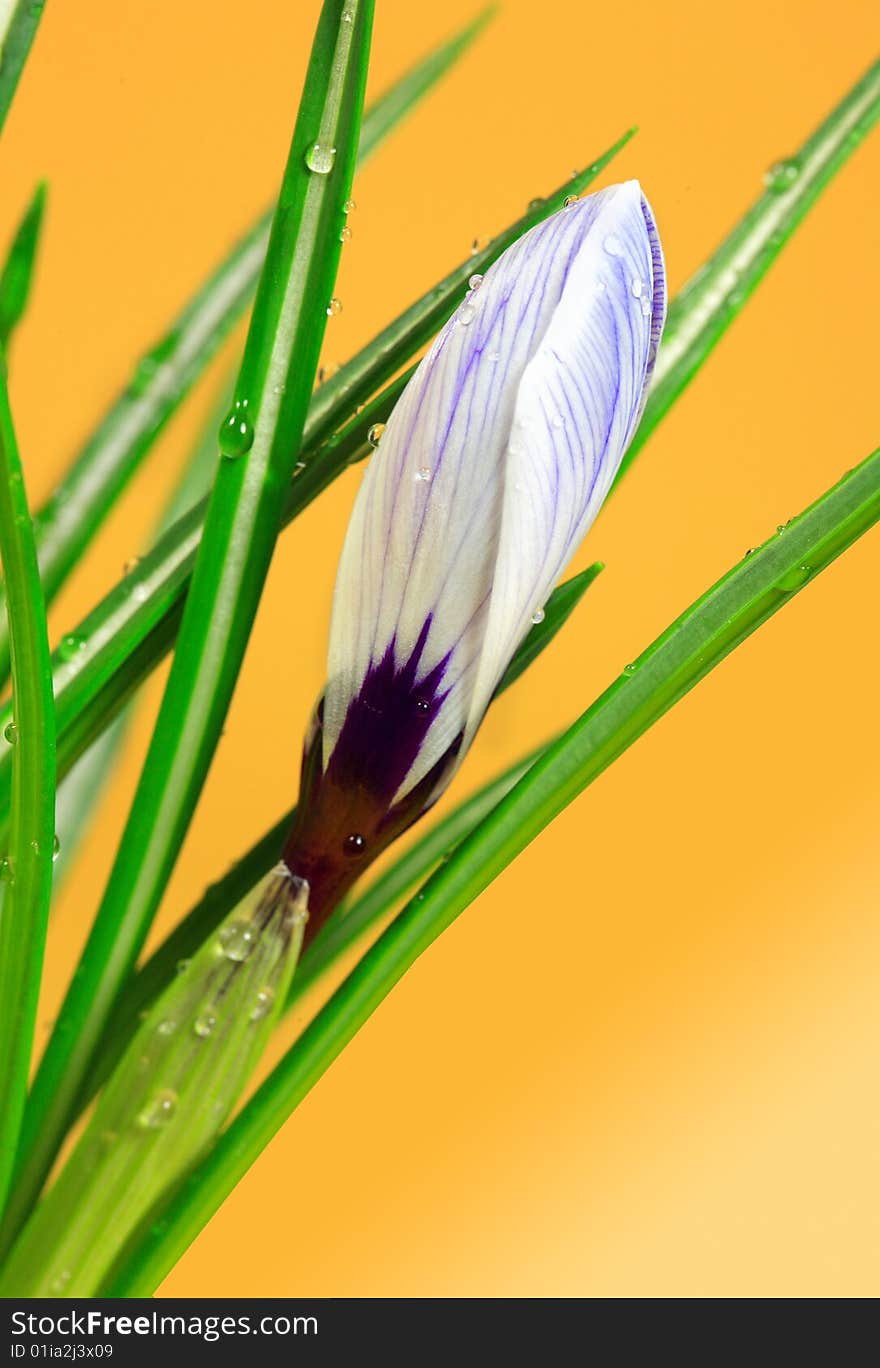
[4,0,879,1296]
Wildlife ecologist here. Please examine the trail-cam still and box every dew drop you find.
[551,413,565,430]
[305,141,336,174]
[52,834,61,862]
[340,225,352,243]
[458,302,476,326]
[326,297,342,317]
[193,1011,217,1039]
[603,234,623,256]
[487,351,500,363]
[219,399,254,459]
[775,564,811,593]
[137,1088,178,1130]
[156,1019,177,1037]
[414,697,431,714]
[623,662,638,677]
[764,158,800,192]
[0,855,14,885]
[3,722,16,745]
[59,633,86,662]
[367,422,385,447]
[468,273,484,291]
[343,833,366,857]
[641,296,652,317]
[528,196,544,211]
[563,194,579,209]
[414,466,432,483]
[218,920,256,962]
[531,607,546,626]
[631,278,644,298]
[344,197,356,213]
[250,987,275,1022]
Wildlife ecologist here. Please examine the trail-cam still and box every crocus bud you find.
[285,182,666,928]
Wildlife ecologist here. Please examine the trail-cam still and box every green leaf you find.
[619,55,880,480]
[0,0,46,138]
[0,183,46,349]
[103,440,880,1294]
[0,9,494,681]
[5,0,375,1250]
[0,139,633,819]
[0,366,55,1221]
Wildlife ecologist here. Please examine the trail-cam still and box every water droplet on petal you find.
[137,1088,178,1130]
[603,234,623,257]
[551,414,565,430]
[3,722,16,745]
[641,296,652,317]
[305,142,336,174]
[219,399,254,459]
[458,302,476,326]
[367,423,385,447]
[250,987,275,1022]
[563,194,578,209]
[343,833,366,857]
[763,158,800,192]
[487,351,500,363]
[631,278,644,297]
[414,466,432,483]
[326,297,342,317]
[531,607,546,625]
[193,1011,217,1039]
[414,697,430,714]
[468,273,483,291]
[218,920,256,962]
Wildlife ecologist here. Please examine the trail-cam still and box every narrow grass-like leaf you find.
[0,0,46,138]
[0,140,633,810]
[0,368,55,1220]
[0,183,46,348]
[103,440,880,1294]
[83,568,600,1096]
[0,11,492,681]
[5,0,375,1248]
[1,870,309,1297]
[619,55,880,479]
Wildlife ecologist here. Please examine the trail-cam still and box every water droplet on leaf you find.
[531,607,546,625]
[218,920,256,962]
[764,158,800,192]
[326,297,342,317]
[340,225,352,243]
[219,400,254,459]
[3,722,16,744]
[305,141,336,174]
[367,423,385,447]
[193,1011,217,1039]
[250,988,275,1022]
[137,1088,178,1130]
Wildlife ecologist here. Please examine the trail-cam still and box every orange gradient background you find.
[3,0,879,1296]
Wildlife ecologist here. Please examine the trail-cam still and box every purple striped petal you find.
[323,181,666,804]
